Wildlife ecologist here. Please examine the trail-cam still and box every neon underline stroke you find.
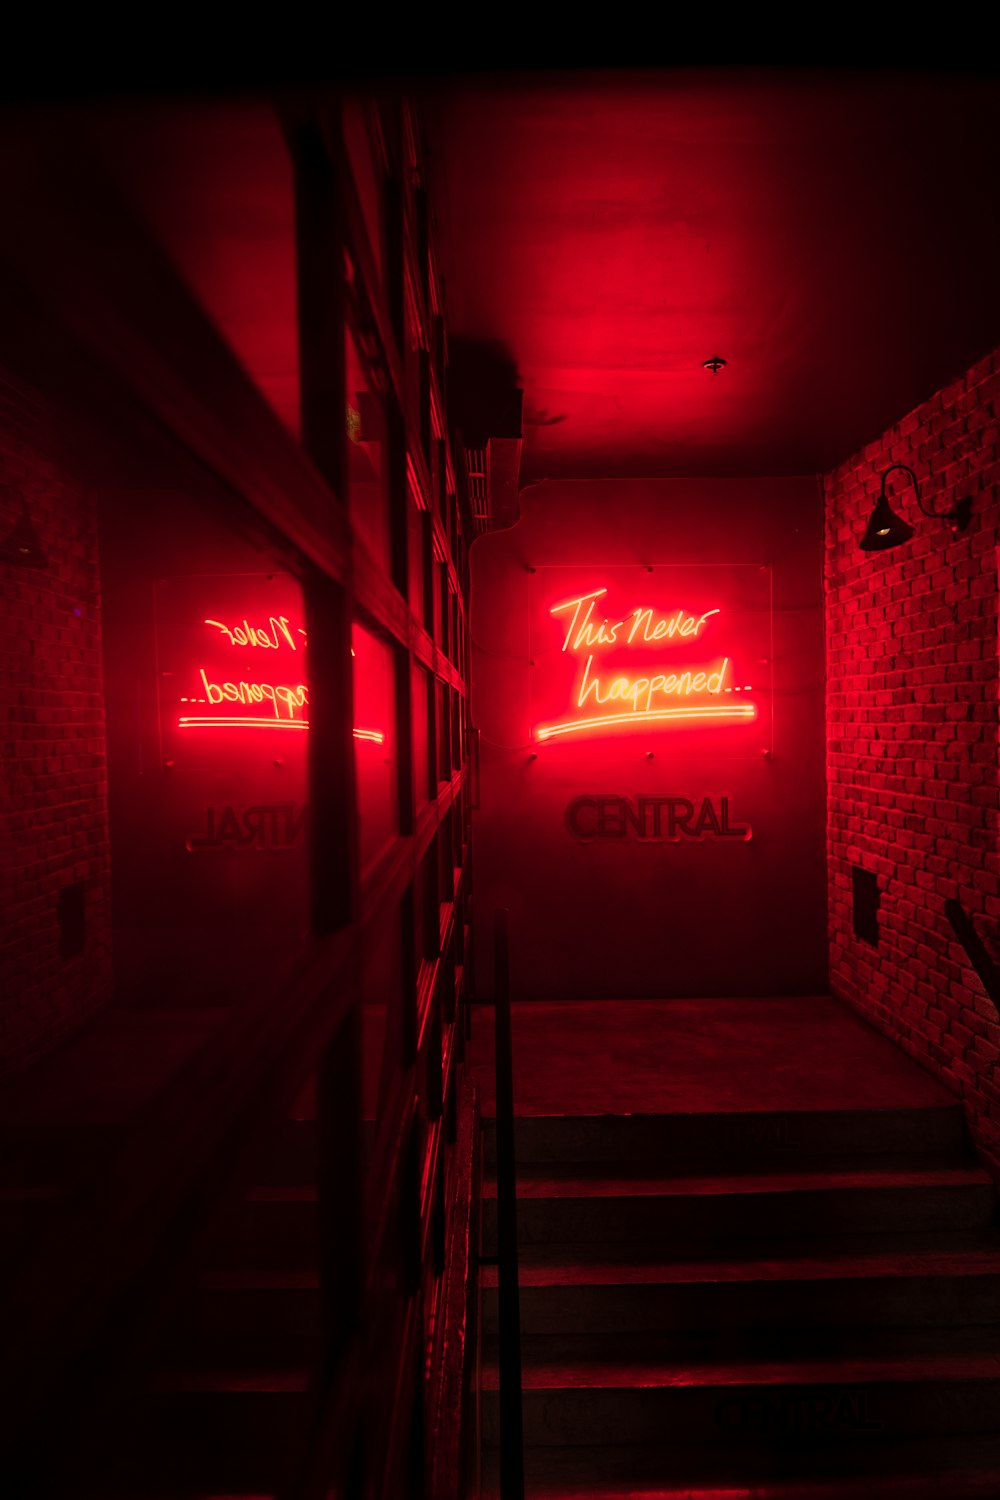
[534,704,757,742]
[177,717,385,745]
[179,716,306,730]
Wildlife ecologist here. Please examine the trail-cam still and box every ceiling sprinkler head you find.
[703,356,727,375]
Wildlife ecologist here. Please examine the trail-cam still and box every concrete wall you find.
[471,476,827,999]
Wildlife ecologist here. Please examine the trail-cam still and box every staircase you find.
[480,1094,1000,1497]
[0,1010,323,1497]
[64,1117,324,1496]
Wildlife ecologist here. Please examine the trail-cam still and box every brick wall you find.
[0,375,111,1071]
[826,348,1000,1171]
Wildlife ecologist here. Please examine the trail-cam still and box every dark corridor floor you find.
[466,996,954,1118]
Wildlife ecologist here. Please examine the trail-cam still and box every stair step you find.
[0,1121,120,1190]
[484,1104,968,1166]
[483,1325,1000,1364]
[483,1240,1000,1334]
[205,1187,319,1269]
[89,1369,309,1493]
[480,1349,1000,1447]
[483,1166,996,1246]
[481,1433,1000,1497]
[253,1117,320,1185]
[160,1270,322,1365]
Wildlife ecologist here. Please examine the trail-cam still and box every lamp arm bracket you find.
[880,462,953,520]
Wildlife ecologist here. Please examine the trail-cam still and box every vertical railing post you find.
[493,908,524,1500]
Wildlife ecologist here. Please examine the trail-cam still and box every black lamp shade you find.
[859,491,916,552]
[0,509,48,569]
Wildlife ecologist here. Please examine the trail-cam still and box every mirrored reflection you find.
[345,330,390,570]
[352,620,397,873]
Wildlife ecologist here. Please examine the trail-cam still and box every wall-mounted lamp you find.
[859,463,973,553]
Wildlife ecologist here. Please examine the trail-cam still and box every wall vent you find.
[463,446,490,533]
[852,865,880,947]
[57,880,86,960]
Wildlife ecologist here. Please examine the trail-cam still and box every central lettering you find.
[186,801,307,851]
[565,795,751,842]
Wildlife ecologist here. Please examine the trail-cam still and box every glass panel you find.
[106,551,310,1008]
[345,329,390,570]
[342,97,383,279]
[404,304,424,459]
[362,898,402,1127]
[353,620,397,873]
[411,661,429,810]
[438,564,450,658]
[436,681,448,787]
[423,512,437,637]
[407,493,425,625]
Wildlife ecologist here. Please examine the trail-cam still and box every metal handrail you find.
[492,908,525,1500]
[945,898,1000,1018]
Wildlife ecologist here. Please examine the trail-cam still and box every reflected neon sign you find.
[173,609,384,744]
[177,610,309,730]
[536,586,756,742]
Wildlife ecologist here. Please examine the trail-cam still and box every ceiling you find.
[428,70,1000,480]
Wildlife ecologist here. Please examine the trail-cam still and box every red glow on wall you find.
[532,576,766,746]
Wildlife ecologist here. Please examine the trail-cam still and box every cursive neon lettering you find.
[626,606,720,645]
[539,582,760,741]
[550,591,721,656]
[197,668,308,720]
[203,614,302,651]
[172,605,389,746]
[576,655,730,714]
[550,589,610,653]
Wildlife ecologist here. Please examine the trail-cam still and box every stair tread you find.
[199,1268,320,1291]
[482,1434,1000,1497]
[482,1347,1000,1390]
[485,1326,1000,1361]
[244,1185,317,1203]
[483,1165,994,1199]
[148,1368,309,1394]
[484,1239,1000,1287]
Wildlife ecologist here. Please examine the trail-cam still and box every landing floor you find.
[466,997,953,1117]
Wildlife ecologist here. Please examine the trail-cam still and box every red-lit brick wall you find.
[825,348,1000,1170]
[0,376,111,1071]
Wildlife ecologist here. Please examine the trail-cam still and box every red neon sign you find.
[177,611,309,730]
[534,584,758,743]
[527,567,773,750]
[156,579,386,756]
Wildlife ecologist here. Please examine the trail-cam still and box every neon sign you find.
[535,585,758,743]
[176,611,310,730]
[156,579,386,757]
